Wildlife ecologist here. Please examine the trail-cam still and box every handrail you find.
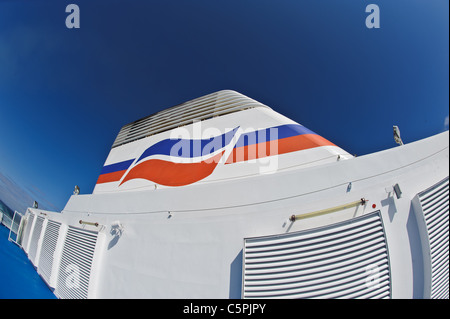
[8,211,24,246]
[290,198,368,222]
[79,220,99,227]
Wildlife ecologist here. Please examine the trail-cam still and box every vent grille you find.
[112,90,269,148]
[38,220,61,286]
[22,213,35,253]
[243,212,391,299]
[56,226,99,299]
[418,177,449,299]
[28,216,45,265]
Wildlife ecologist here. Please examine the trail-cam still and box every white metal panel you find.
[26,95,446,299]
[38,220,62,287]
[417,177,449,299]
[21,211,35,254]
[55,226,99,299]
[8,211,24,246]
[112,90,269,148]
[28,216,45,266]
[243,211,391,299]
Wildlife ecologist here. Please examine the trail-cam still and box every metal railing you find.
[1,208,24,246]
[0,208,13,229]
[8,211,24,246]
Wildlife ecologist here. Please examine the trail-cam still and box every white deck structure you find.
[16,91,449,298]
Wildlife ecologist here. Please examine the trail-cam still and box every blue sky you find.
[0,0,448,212]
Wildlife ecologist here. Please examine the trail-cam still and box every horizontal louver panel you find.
[243,211,391,299]
[21,213,35,253]
[418,177,449,299]
[28,216,44,265]
[112,90,269,148]
[38,220,61,286]
[56,226,98,299]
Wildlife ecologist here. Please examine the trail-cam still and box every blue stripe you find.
[234,124,315,148]
[101,125,313,173]
[101,159,135,174]
[136,127,239,163]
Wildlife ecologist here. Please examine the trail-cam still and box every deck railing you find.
[0,208,24,246]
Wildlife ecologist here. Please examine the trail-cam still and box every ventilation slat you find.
[243,211,391,299]
[420,184,448,208]
[55,226,99,299]
[418,177,449,299]
[424,201,449,223]
[246,228,384,262]
[38,220,61,285]
[123,94,248,133]
[245,246,388,279]
[28,216,45,265]
[21,213,35,253]
[426,208,448,235]
[245,263,390,294]
[245,239,386,272]
[245,253,388,287]
[245,270,389,298]
[245,215,382,249]
[111,90,270,148]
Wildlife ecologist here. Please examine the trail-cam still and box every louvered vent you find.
[28,216,45,265]
[38,220,61,286]
[243,211,391,299]
[56,226,99,299]
[22,213,35,253]
[112,90,269,148]
[418,177,449,299]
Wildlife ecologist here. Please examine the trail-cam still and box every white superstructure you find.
[16,91,449,298]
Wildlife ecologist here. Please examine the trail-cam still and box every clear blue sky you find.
[0,0,448,212]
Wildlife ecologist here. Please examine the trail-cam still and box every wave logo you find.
[119,126,239,187]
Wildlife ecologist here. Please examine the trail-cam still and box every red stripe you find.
[119,151,224,187]
[225,134,335,164]
[96,170,127,184]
